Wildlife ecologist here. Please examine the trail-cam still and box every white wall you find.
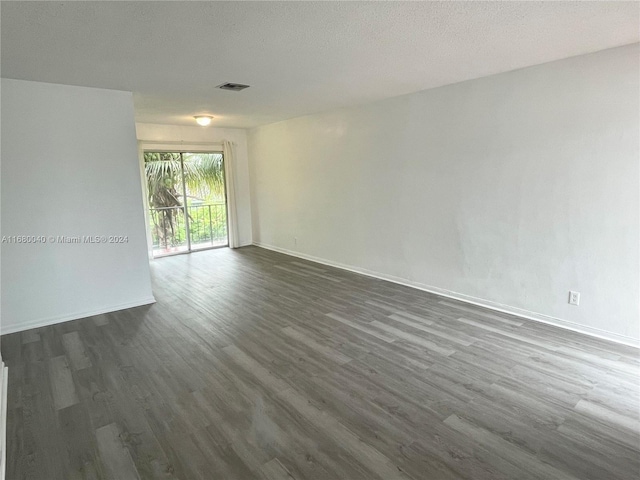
[135,123,253,247]
[248,44,640,345]
[1,79,155,334]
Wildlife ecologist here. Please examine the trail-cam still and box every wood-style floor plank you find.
[61,331,92,371]
[48,355,80,411]
[95,423,141,480]
[2,246,639,479]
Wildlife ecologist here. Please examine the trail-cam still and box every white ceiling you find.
[2,1,638,129]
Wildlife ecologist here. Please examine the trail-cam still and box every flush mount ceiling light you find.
[194,115,213,126]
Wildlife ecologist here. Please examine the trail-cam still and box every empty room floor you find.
[2,246,639,479]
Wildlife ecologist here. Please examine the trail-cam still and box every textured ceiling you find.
[2,1,638,128]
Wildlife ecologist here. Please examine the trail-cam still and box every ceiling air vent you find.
[217,83,250,92]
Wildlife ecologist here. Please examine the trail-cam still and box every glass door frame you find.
[144,149,229,258]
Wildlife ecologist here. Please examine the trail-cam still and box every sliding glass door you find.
[144,151,228,257]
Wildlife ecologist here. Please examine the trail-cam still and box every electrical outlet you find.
[569,291,580,306]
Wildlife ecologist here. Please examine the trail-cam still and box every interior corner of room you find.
[247,43,640,347]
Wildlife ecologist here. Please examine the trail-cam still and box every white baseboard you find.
[0,296,157,335]
[254,242,639,349]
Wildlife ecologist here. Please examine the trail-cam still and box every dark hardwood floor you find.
[2,246,639,479]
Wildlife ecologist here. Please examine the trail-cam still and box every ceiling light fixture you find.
[194,115,213,126]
